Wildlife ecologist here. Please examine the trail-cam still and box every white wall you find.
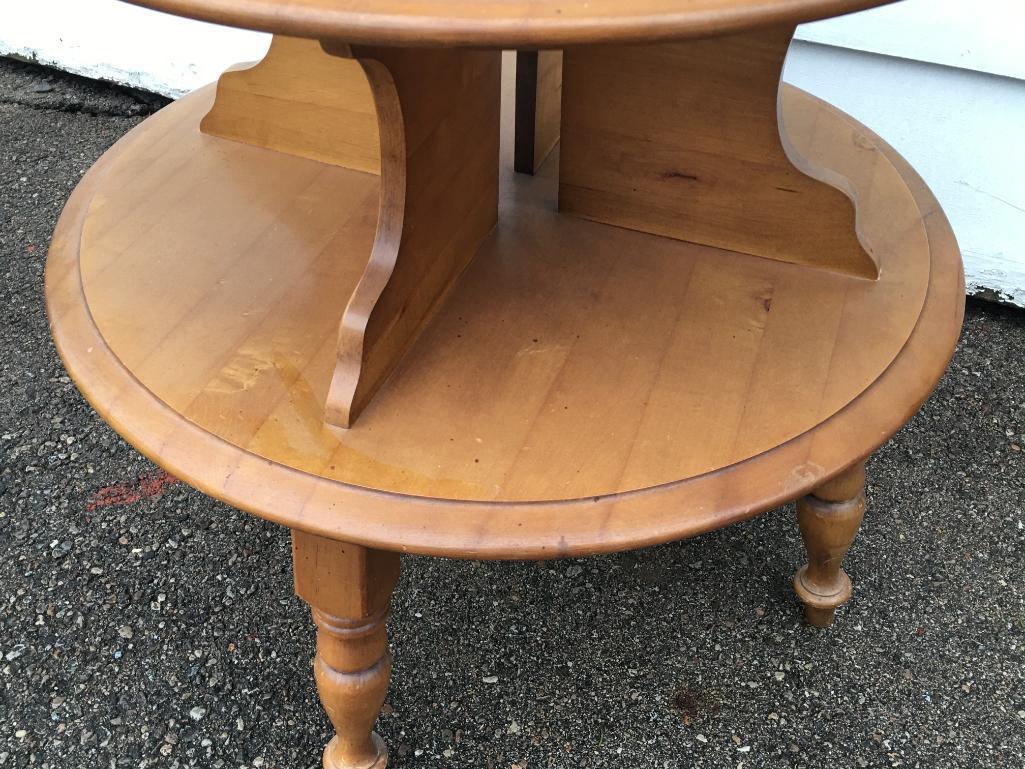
[794,2,1025,306]
[799,0,1025,80]
[0,0,269,96]
[2,0,1023,305]
[785,42,1025,305]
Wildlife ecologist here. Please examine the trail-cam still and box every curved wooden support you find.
[293,531,400,769]
[322,43,501,427]
[559,26,878,279]
[201,39,500,428]
[201,35,380,173]
[793,462,866,627]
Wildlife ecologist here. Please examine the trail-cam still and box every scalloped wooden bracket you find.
[201,35,381,174]
[320,43,501,427]
[201,38,500,428]
[559,26,879,279]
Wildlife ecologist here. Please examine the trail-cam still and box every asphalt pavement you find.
[1,55,1023,769]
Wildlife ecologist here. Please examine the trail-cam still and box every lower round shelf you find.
[46,83,963,558]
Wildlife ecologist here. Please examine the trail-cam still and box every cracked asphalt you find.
[1,55,1024,769]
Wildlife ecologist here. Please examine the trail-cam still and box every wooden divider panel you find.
[322,44,502,427]
[203,38,501,428]
[514,50,563,175]
[559,26,878,278]
[201,35,380,173]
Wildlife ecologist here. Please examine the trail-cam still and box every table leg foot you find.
[324,733,387,769]
[793,462,866,627]
[292,531,400,769]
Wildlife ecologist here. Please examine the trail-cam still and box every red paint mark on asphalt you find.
[86,471,180,511]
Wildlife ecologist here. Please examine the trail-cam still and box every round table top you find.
[123,0,895,46]
[46,80,962,559]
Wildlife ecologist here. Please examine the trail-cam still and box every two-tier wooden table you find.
[46,0,964,765]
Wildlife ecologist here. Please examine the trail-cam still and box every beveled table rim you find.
[45,85,963,560]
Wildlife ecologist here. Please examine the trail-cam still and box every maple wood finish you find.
[49,83,955,542]
[513,50,562,175]
[560,26,876,277]
[293,531,398,769]
[46,2,963,766]
[202,35,380,172]
[123,0,896,47]
[320,44,501,427]
[794,462,867,627]
[207,37,501,427]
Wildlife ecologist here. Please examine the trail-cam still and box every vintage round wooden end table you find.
[46,0,964,765]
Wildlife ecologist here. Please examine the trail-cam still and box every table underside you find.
[45,68,962,557]
[123,0,895,46]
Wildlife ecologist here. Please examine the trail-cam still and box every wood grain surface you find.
[121,0,897,48]
[201,35,380,173]
[320,44,501,427]
[560,26,877,278]
[292,531,397,768]
[202,37,501,428]
[514,50,562,176]
[45,80,962,559]
[793,461,866,626]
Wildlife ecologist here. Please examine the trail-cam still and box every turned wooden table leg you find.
[793,462,866,627]
[292,530,400,769]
